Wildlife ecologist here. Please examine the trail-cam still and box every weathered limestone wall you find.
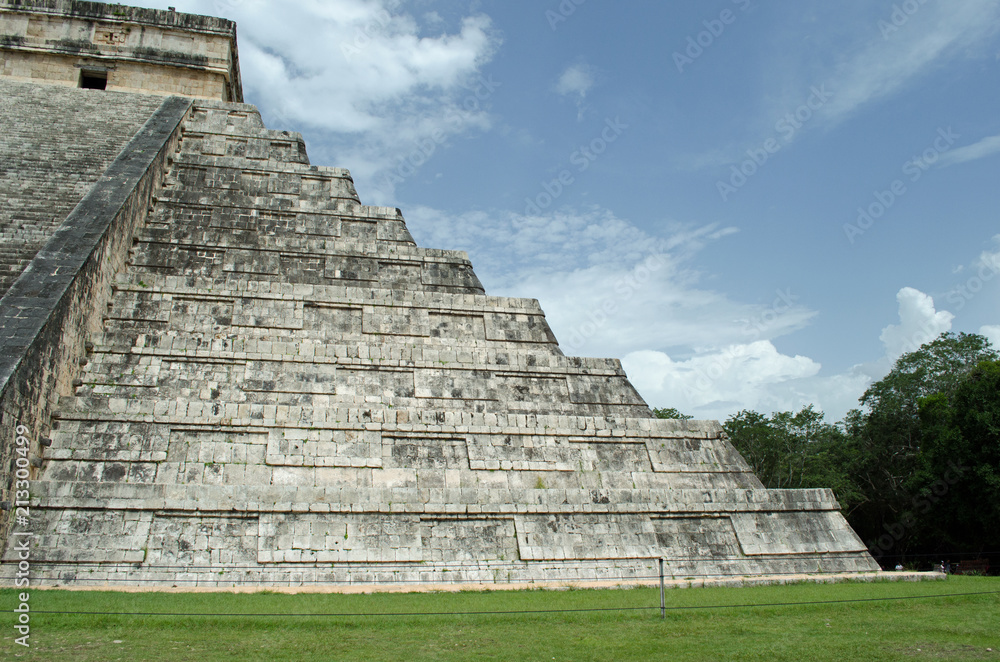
[0,78,165,296]
[0,0,241,101]
[0,101,879,586]
[0,93,191,549]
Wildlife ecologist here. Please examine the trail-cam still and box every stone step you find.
[136,215,415,251]
[48,400,704,436]
[46,406,741,480]
[41,413,750,489]
[86,323,617,363]
[100,293,561,350]
[40,421,752,490]
[0,258,31,270]
[171,150,333,175]
[162,159,359,202]
[100,278,559,353]
[58,369,649,415]
[68,373,642,417]
[143,199,415,245]
[127,239,483,293]
[42,419,748,480]
[24,480,837,514]
[107,273,547,316]
[178,129,310,165]
[156,186,363,218]
[90,330,606,373]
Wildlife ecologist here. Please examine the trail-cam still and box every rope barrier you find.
[15,590,1000,619]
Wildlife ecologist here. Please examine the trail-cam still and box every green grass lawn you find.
[3,575,998,661]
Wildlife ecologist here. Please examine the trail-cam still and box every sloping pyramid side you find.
[7,100,878,586]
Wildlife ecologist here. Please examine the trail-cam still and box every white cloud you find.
[977,235,1000,273]
[820,1,1000,127]
[554,63,595,99]
[166,0,500,202]
[423,11,445,27]
[620,346,888,423]
[554,62,596,121]
[938,134,1000,168]
[690,1,1000,168]
[879,287,954,361]
[618,286,964,421]
[404,205,815,359]
[406,204,903,422]
[621,342,822,420]
[408,205,669,278]
[945,236,1000,315]
[980,325,1000,348]
[406,202,847,419]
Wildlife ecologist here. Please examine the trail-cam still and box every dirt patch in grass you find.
[894,642,998,659]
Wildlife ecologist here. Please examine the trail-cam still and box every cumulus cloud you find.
[162,0,501,202]
[615,286,963,421]
[620,347,888,423]
[879,287,954,361]
[621,342,822,420]
[613,284,971,421]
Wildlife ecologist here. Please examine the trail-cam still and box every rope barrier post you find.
[659,557,665,620]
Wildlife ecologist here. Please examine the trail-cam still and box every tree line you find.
[655,332,1000,571]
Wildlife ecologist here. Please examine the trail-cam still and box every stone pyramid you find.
[0,1,877,588]
[7,100,875,586]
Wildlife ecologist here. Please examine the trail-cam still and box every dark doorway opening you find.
[80,71,108,90]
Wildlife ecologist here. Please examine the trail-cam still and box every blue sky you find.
[137,0,1000,422]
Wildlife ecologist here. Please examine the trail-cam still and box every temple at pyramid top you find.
[0,0,242,101]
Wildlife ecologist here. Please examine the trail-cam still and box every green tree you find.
[916,360,1000,556]
[847,332,997,561]
[724,406,861,509]
[861,332,996,414]
[653,407,693,420]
